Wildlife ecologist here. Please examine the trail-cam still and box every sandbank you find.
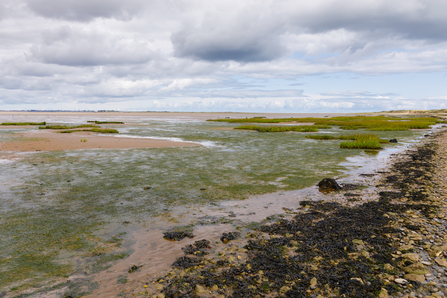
[0,130,197,152]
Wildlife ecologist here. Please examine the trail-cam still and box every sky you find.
[1,0,447,113]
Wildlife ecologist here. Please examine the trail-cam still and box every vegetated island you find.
[1,122,46,125]
[39,124,119,134]
[211,115,446,131]
[306,134,390,150]
[122,130,447,298]
[87,121,125,124]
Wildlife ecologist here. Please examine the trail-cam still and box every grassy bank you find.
[39,124,99,130]
[58,128,119,134]
[211,115,444,131]
[1,122,46,126]
[87,121,124,124]
[234,125,331,132]
[306,134,389,149]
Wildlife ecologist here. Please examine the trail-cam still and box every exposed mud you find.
[116,131,447,297]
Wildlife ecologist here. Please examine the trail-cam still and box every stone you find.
[317,178,342,191]
[403,263,429,275]
[400,244,415,251]
[352,239,365,246]
[310,277,318,287]
[379,288,389,298]
[351,277,363,284]
[404,274,426,283]
[280,286,291,293]
[195,285,207,294]
[384,263,394,271]
[395,278,408,284]
[389,139,398,143]
[402,253,419,262]
[430,246,444,258]
[360,250,370,258]
[436,258,447,267]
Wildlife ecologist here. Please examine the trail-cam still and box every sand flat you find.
[0,130,197,152]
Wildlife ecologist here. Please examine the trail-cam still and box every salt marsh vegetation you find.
[39,124,99,130]
[306,134,390,149]
[211,115,444,131]
[88,121,124,124]
[234,125,331,132]
[1,122,46,126]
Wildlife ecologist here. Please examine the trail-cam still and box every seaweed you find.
[220,232,241,243]
[148,140,441,297]
[163,231,195,241]
[182,239,211,255]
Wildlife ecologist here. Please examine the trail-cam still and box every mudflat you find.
[0,130,197,152]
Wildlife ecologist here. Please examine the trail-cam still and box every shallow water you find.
[0,113,436,296]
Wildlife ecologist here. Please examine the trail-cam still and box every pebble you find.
[396,278,409,284]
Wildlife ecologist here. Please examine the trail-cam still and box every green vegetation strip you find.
[234,125,330,133]
[1,122,46,126]
[307,134,388,149]
[39,124,99,130]
[211,115,443,131]
[87,121,124,124]
[58,128,119,134]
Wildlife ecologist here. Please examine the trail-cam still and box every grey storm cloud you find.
[171,0,447,63]
[29,26,156,66]
[25,0,145,22]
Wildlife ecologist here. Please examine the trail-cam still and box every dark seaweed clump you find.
[163,231,194,241]
[182,239,211,255]
[220,232,240,243]
[128,265,142,273]
[156,141,439,297]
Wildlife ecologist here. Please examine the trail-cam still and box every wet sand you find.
[112,130,447,298]
[80,134,412,298]
[0,130,197,152]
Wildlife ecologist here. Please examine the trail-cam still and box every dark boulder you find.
[317,178,342,191]
[389,139,398,143]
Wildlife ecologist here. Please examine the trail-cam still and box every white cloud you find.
[29,26,157,66]
[1,0,447,111]
[24,0,146,22]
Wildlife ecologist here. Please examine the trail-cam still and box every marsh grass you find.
[58,128,118,134]
[1,122,46,126]
[307,134,387,149]
[234,125,330,132]
[212,115,441,131]
[306,134,389,143]
[88,121,124,124]
[340,140,382,149]
[40,124,99,130]
[91,128,119,133]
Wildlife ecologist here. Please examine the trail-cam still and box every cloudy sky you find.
[1,0,446,112]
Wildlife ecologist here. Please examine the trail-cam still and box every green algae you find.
[0,119,427,294]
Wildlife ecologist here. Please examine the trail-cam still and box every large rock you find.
[404,274,425,283]
[318,178,342,191]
